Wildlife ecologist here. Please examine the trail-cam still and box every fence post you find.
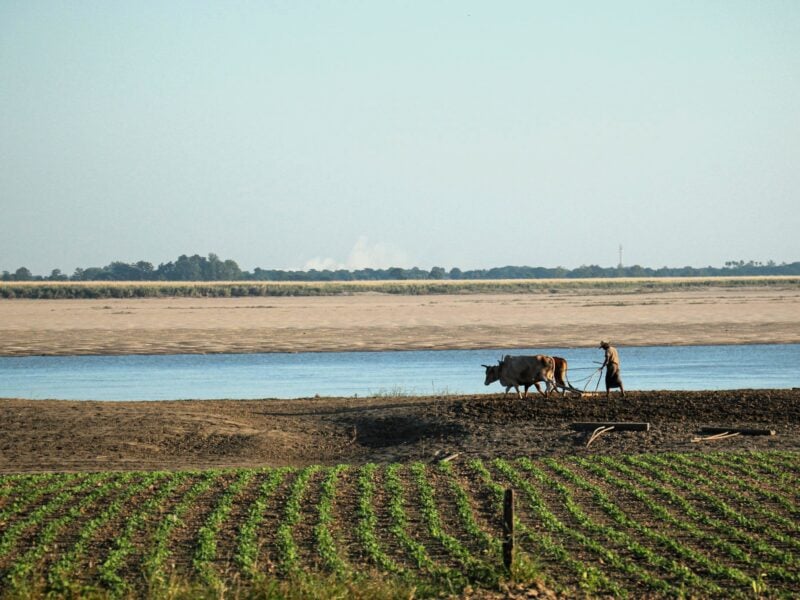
[503,488,514,572]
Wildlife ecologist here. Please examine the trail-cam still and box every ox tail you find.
[554,357,583,396]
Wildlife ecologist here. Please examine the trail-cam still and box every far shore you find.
[1,283,799,356]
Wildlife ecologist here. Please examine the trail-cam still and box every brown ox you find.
[551,356,582,396]
[482,354,556,398]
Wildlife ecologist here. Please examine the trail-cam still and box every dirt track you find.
[1,389,798,473]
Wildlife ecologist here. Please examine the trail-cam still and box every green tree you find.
[205,253,222,279]
[136,261,155,279]
[388,267,405,280]
[13,267,32,281]
[108,262,143,280]
[220,259,242,280]
[172,255,203,280]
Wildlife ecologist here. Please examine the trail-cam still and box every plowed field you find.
[1,389,799,472]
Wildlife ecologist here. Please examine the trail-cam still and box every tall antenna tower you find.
[618,244,623,269]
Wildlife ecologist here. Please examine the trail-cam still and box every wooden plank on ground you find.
[700,426,776,436]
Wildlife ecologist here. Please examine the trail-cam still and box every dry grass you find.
[2,276,799,300]
[7,275,800,286]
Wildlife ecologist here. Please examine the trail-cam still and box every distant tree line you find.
[3,254,800,282]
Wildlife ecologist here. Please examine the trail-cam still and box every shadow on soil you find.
[342,414,467,449]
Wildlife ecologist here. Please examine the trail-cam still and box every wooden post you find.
[503,488,514,572]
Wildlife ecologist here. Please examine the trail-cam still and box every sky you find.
[1,1,799,275]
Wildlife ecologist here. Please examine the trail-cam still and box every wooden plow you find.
[570,422,650,447]
[558,383,587,397]
[586,425,615,447]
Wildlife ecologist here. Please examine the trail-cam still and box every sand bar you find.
[2,284,799,355]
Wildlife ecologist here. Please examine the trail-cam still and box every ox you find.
[551,356,582,396]
[482,354,556,399]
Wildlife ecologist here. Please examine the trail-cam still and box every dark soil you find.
[1,389,798,473]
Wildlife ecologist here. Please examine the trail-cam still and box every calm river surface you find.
[0,344,797,401]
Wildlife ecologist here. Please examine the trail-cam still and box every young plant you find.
[235,467,290,578]
[192,469,255,588]
[275,465,320,577]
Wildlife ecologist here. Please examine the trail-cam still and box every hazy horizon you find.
[4,248,800,279]
[2,2,799,275]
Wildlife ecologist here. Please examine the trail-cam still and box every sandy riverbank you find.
[1,285,799,356]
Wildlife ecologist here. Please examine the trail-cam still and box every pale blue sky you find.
[2,1,798,275]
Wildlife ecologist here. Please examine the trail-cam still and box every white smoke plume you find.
[303,236,409,270]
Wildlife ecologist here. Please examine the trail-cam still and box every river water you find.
[0,344,797,401]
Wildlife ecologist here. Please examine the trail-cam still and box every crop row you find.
[0,451,797,598]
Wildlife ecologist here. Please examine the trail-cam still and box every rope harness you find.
[566,366,605,392]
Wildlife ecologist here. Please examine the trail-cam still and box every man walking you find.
[599,341,625,398]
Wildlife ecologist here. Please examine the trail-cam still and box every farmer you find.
[599,341,625,398]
